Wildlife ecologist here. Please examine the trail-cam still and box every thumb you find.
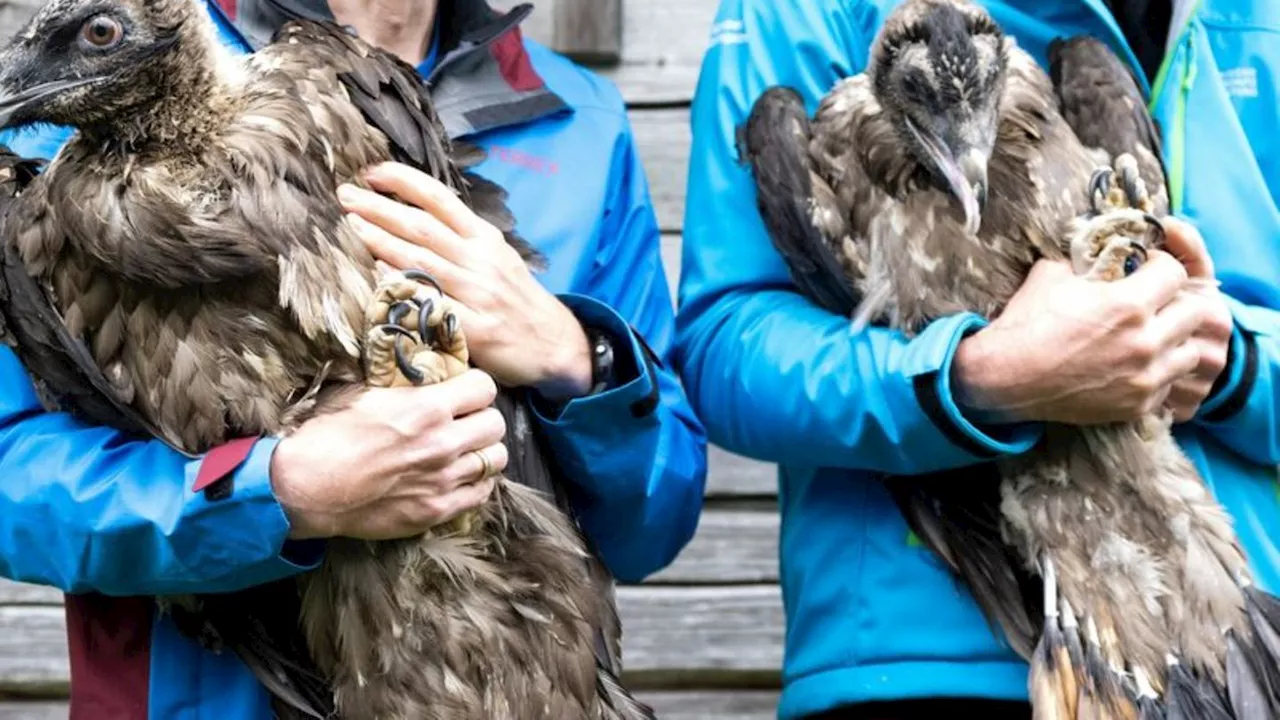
[1160,217,1215,280]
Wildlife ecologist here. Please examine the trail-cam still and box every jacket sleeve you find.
[0,347,323,596]
[527,109,709,584]
[675,0,1042,474]
[1191,294,1280,465]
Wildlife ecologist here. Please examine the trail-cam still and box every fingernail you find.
[345,212,368,230]
[337,184,359,204]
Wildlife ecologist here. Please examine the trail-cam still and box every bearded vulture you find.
[738,0,1280,717]
[0,0,653,718]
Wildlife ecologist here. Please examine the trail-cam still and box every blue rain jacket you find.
[0,0,707,716]
[677,0,1280,716]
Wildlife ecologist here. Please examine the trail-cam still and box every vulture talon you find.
[387,301,414,328]
[392,334,426,385]
[375,323,416,342]
[444,313,458,345]
[401,268,442,292]
[1143,214,1166,247]
[1089,168,1114,214]
[417,298,434,346]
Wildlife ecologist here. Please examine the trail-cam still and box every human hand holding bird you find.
[271,368,507,541]
[339,162,594,402]
[1157,216,1234,422]
[953,250,1209,426]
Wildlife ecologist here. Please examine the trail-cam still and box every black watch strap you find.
[586,326,617,397]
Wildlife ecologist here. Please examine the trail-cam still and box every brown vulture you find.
[0,0,653,718]
[738,0,1280,717]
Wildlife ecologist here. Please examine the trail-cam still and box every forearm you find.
[530,294,707,582]
[0,350,320,595]
[678,287,1039,475]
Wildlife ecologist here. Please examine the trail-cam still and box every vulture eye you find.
[79,15,124,49]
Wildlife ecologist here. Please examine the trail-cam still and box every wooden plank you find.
[0,586,784,689]
[0,0,42,44]
[649,507,778,585]
[0,701,66,719]
[638,690,779,719]
[499,0,718,105]
[707,445,776,498]
[0,607,67,694]
[552,0,622,65]
[631,108,689,233]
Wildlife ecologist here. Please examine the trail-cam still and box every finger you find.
[445,406,508,457]
[435,475,498,523]
[421,369,498,417]
[1167,381,1211,422]
[339,183,472,264]
[1160,217,1215,280]
[445,441,510,488]
[1150,341,1202,394]
[1119,250,1191,314]
[349,211,453,273]
[1144,293,1206,353]
[364,163,489,240]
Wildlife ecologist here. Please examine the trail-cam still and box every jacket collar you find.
[216,0,570,139]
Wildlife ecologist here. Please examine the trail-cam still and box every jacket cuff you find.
[1196,312,1259,425]
[530,293,660,428]
[178,437,324,580]
[906,313,1043,458]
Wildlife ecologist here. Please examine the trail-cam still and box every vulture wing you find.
[738,86,861,317]
[0,148,199,456]
[271,19,542,268]
[1048,35,1170,216]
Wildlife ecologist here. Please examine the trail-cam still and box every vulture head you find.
[870,0,1008,234]
[0,0,222,142]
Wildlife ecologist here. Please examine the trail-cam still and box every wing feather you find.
[1048,35,1169,215]
[738,86,861,317]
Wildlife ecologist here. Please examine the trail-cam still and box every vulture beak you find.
[0,77,100,129]
[904,117,990,236]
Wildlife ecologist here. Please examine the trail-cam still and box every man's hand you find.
[338,163,593,402]
[270,369,509,540]
[952,250,1207,425]
[1159,217,1234,421]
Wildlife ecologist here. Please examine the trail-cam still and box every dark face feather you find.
[0,0,187,132]
[873,0,1007,233]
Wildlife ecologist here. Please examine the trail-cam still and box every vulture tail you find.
[1225,585,1280,720]
[1165,657,1234,720]
[884,467,1043,661]
[737,85,861,318]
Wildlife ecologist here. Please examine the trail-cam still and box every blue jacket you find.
[677,0,1280,717]
[0,1,707,716]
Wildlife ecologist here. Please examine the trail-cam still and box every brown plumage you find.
[0,1,652,718]
[738,0,1280,717]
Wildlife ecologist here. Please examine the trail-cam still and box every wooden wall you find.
[0,0,785,717]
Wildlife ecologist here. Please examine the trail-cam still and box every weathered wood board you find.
[0,584,784,690]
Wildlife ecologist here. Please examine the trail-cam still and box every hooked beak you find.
[0,76,100,129]
[904,118,990,236]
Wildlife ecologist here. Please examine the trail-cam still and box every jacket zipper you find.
[1149,1,1202,214]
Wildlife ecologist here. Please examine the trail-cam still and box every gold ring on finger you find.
[470,448,494,482]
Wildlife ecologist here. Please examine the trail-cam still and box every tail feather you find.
[597,667,656,720]
[886,469,1042,660]
[1165,659,1233,720]
[1226,629,1279,720]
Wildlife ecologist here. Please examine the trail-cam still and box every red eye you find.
[79,15,123,48]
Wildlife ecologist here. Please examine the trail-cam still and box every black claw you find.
[387,301,414,328]
[1123,241,1149,276]
[418,297,434,346]
[393,334,426,385]
[375,323,416,341]
[401,268,442,292]
[1143,213,1167,247]
[1088,168,1113,211]
[444,313,458,345]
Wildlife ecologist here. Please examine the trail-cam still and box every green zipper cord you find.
[1149,0,1203,214]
